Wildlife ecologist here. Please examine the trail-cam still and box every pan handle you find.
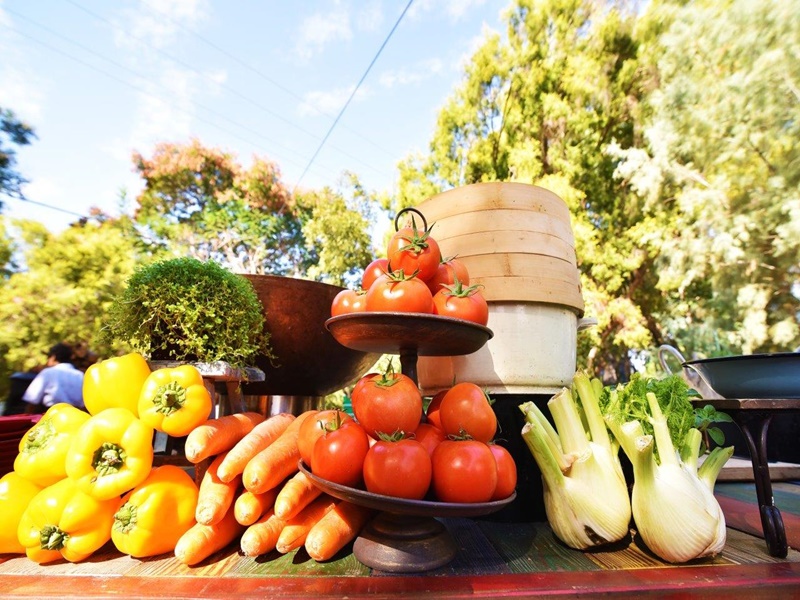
[657,344,686,375]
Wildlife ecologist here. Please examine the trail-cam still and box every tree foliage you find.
[621,0,800,356]
[0,107,36,206]
[131,140,377,281]
[392,0,799,380]
[0,217,140,394]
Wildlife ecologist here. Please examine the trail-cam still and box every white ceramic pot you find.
[417,303,595,396]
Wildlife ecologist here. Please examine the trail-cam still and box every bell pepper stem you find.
[40,524,68,550]
[93,442,127,476]
[154,380,188,415]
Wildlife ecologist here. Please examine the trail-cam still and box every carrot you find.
[275,494,337,554]
[273,471,323,520]
[305,501,374,562]
[242,410,317,494]
[217,413,296,483]
[174,506,245,566]
[196,451,242,525]
[185,412,265,464]
[234,488,279,526]
[240,508,286,557]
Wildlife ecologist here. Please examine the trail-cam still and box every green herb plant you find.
[102,257,273,371]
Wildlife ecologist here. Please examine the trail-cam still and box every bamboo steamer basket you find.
[414,182,589,395]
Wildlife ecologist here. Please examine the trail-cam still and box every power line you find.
[5,195,88,219]
[63,0,393,179]
[293,0,414,192]
[0,14,339,179]
[134,0,400,161]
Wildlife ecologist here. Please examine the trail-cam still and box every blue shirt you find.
[22,363,85,410]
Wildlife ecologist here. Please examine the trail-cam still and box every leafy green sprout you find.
[694,404,734,455]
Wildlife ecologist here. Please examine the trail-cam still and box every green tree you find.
[0,217,16,279]
[132,140,378,282]
[0,108,36,206]
[393,0,799,378]
[395,0,652,380]
[0,217,140,395]
[300,172,379,287]
[616,0,800,356]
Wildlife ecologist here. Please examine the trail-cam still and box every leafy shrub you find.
[102,257,273,369]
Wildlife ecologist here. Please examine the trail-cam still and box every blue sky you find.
[0,0,507,233]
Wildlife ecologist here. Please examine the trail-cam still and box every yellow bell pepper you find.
[138,365,212,437]
[83,352,152,417]
[14,403,91,487]
[111,465,198,558]
[17,477,120,563]
[0,471,43,554]
[65,407,154,501]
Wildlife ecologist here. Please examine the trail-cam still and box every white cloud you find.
[114,0,209,50]
[408,0,489,22]
[0,3,10,28]
[0,68,46,124]
[356,1,384,32]
[443,0,488,20]
[128,67,196,152]
[0,6,46,122]
[297,85,370,117]
[294,6,352,60]
[20,178,60,205]
[378,58,443,88]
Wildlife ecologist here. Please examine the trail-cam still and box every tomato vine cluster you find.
[330,214,489,326]
[299,369,517,504]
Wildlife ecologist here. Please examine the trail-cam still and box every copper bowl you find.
[240,275,381,397]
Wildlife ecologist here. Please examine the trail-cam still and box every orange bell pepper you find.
[111,465,199,558]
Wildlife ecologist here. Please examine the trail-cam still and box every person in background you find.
[1,367,42,416]
[70,341,99,372]
[22,342,85,413]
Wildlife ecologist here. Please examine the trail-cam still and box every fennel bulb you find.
[519,373,631,550]
[603,377,733,564]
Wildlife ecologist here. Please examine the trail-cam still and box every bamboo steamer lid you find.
[431,209,575,247]
[418,181,572,225]
[415,182,584,312]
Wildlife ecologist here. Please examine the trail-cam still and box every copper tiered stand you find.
[314,311,514,572]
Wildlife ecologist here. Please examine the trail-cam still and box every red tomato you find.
[363,437,432,499]
[425,389,448,430]
[432,283,489,325]
[365,272,433,313]
[431,439,497,503]
[438,382,497,443]
[386,226,442,282]
[426,257,470,296]
[489,443,517,500]
[362,258,390,291]
[413,422,446,457]
[331,288,367,317]
[297,409,353,467]
[351,370,422,438]
[311,420,370,487]
[350,372,380,418]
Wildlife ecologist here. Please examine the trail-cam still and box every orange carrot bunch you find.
[175,410,374,566]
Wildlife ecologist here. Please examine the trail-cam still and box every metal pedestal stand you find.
[693,398,800,558]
